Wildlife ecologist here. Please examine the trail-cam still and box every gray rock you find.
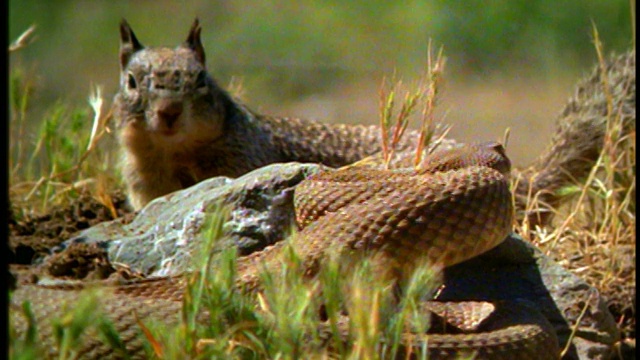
[56,161,619,359]
[61,163,324,276]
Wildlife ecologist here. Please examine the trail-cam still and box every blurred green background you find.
[9,0,634,165]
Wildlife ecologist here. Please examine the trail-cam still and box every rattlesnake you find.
[10,142,560,359]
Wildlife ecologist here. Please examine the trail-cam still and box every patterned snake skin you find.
[10,142,560,359]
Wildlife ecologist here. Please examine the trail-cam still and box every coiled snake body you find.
[10,142,560,359]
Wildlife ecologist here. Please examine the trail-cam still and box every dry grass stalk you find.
[9,25,37,53]
[378,41,448,171]
[515,29,636,339]
[414,40,446,168]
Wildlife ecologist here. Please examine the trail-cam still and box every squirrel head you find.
[115,19,231,153]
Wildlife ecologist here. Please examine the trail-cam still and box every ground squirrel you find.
[114,19,635,222]
[114,19,419,210]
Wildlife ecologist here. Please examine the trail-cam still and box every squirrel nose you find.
[156,100,183,128]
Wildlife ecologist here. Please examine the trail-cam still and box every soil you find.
[8,191,137,286]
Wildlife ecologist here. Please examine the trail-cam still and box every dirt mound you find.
[9,191,132,265]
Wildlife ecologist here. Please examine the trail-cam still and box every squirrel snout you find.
[155,99,184,130]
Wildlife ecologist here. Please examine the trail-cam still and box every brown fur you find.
[114,19,418,210]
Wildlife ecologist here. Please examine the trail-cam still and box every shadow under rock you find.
[439,234,620,360]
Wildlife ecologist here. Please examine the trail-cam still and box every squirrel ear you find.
[185,18,206,65]
[119,19,144,69]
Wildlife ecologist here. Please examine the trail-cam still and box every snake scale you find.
[10,142,560,359]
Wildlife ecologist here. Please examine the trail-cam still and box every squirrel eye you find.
[195,71,207,89]
[127,73,137,89]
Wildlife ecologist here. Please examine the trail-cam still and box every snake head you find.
[418,141,511,177]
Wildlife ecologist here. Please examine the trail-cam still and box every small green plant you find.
[9,288,123,360]
[9,25,119,215]
[142,201,443,359]
[51,290,103,360]
[8,301,39,360]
